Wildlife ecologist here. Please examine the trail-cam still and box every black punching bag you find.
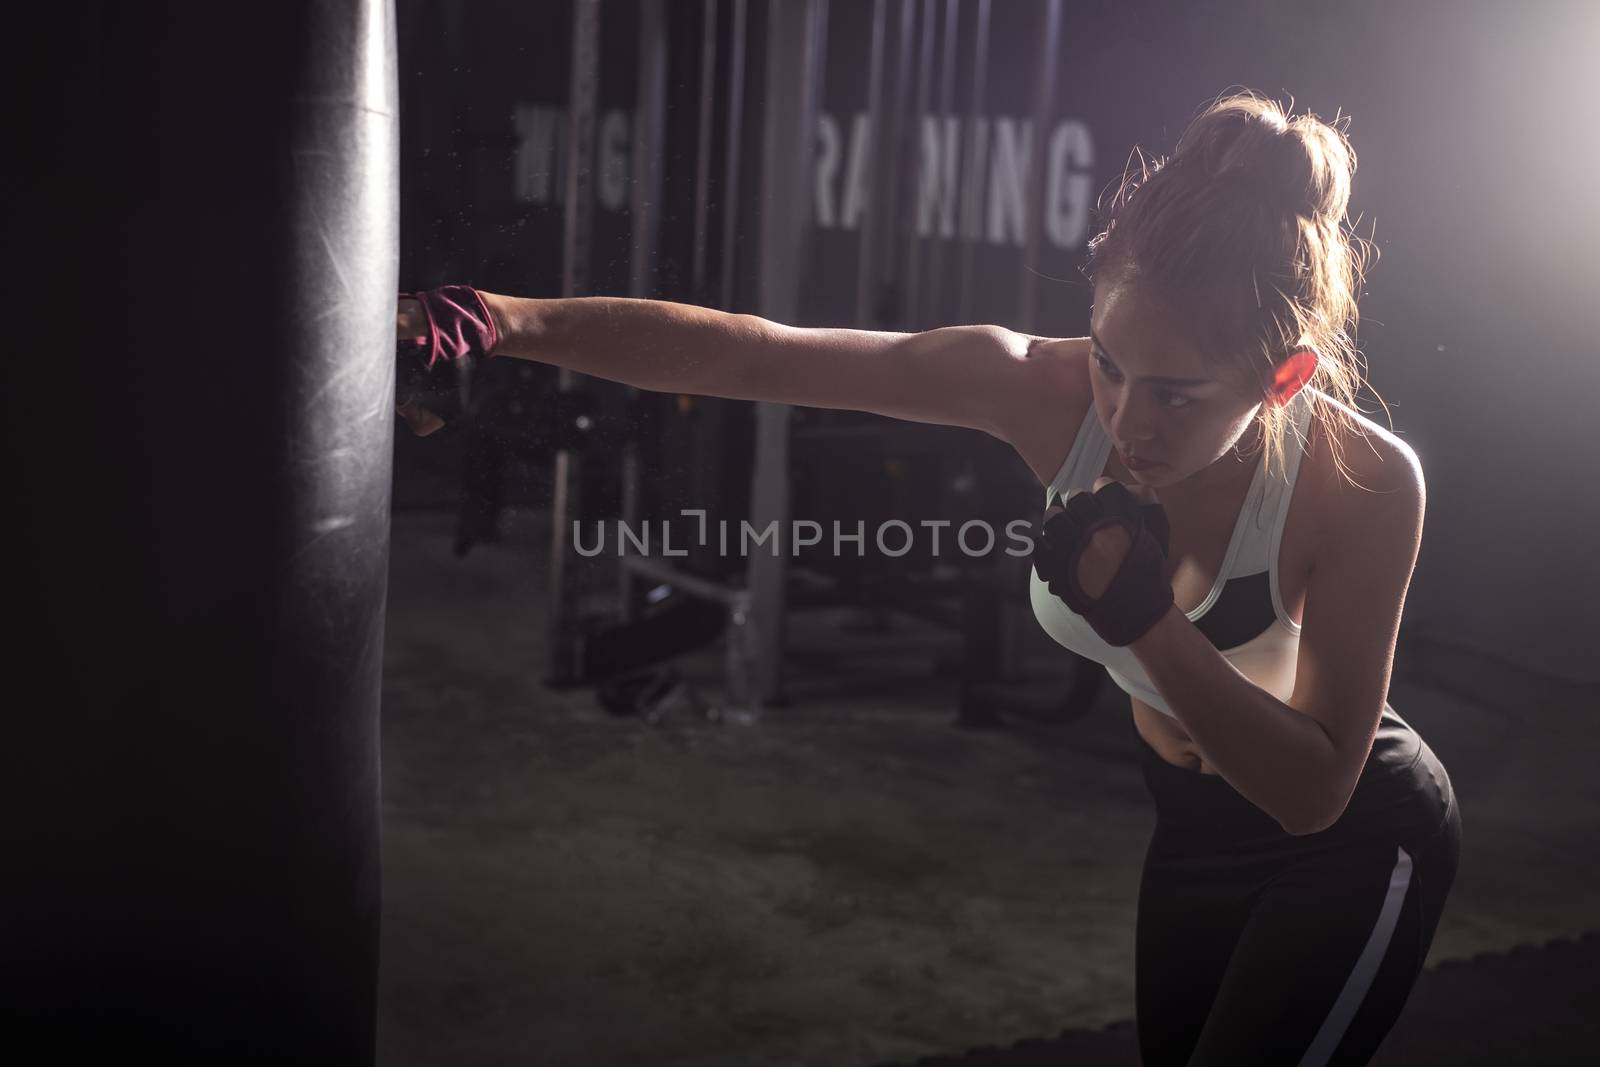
[12,2,397,1061]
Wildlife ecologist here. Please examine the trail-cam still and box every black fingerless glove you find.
[1032,482,1174,647]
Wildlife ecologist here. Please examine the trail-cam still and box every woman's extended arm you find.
[470,292,1043,435]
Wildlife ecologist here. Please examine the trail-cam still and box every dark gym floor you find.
[375,506,1599,1067]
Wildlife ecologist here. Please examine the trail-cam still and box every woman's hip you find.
[1131,705,1459,860]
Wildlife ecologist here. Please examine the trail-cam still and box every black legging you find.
[1131,707,1461,1066]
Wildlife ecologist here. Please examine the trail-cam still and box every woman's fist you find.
[1032,476,1174,647]
[393,294,451,435]
[1058,476,1160,597]
[396,297,444,436]
[393,286,500,435]
[396,394,445,437]
[397,296,427,345]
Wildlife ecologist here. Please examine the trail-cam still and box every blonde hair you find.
[1084,88,1385,486]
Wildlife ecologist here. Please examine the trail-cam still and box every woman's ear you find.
[1267,346,1318,406]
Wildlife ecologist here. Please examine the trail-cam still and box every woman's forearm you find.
[463,290,1030,433]
[1129,605,1343,834]
[478,292,774,397]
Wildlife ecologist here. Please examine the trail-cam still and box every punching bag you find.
[12,2,397,1062]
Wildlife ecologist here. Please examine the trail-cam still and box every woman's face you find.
[1088,281,1265,496]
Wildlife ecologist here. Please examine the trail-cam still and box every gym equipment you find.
[576,585,729,683]
[19,1,396,1060]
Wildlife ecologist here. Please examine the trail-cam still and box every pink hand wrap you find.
[401,285,500,369]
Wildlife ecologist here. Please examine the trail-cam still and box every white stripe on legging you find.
[1296,844,1415,1067]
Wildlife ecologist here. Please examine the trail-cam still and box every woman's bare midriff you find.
[1132,700,1222,774]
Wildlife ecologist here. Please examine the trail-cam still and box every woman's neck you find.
[1158,421,1263,509]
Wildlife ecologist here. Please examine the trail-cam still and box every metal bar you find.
[617,2,748,710]
[718,0,748,313]
[688,0,725,570]
[1015,0,1063,331]
[956,0,991,325]
[548,0,602,683]
[853,0,888,326]
[921,0,959,329]
[621,553,747,608]
[617,0,749,709]
[691,0,720,300]
[747,0,829,713]
[875,0,919,328]
[621,0,669,624]
[901,0,938,330]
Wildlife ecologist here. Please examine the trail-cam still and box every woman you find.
[397,91,1460,1066]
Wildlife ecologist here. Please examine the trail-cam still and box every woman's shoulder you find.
[1014,333,1093,403]
[1304,390,1423,487]
[1302,390,1425,547]
[994,334,1095,487]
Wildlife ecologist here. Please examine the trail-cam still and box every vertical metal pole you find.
[956,0,991,325]
[901,0,938,331]
[1015,0,1063,332]
[692,0,720,302]
[687,0,725,572]
[718,0,749,313]
[876,0,919,328]
[440,0,470,281]
[746,0,828,712]
[922,0,959,329]
[853,0,889,327]
[549,0,601,682]
[714,1,750,711]
[621,0,669,624]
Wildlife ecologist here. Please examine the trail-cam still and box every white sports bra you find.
[1029,389,1316,718]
